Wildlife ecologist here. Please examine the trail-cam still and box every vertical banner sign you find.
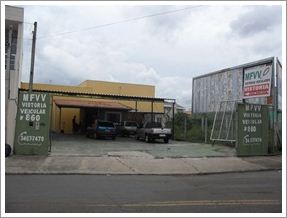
[14,92,50,155]
[236,103,268,156]
[243,63,272,98]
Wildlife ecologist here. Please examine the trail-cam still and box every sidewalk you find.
[5,152,282,175]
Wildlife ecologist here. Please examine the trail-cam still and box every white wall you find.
[5,6,24,152]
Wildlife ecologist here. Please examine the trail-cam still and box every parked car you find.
[116,121,138,136]
[136,122,172,143]
[86,120,116,140]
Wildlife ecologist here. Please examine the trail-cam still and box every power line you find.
[37,5,205,40]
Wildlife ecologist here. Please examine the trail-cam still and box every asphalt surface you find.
[51,134,235,157]
[5,171,282,213]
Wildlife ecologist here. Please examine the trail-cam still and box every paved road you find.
[6,171,281,213]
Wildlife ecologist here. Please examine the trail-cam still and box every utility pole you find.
[5,25,13,141]
[29,21,37,93]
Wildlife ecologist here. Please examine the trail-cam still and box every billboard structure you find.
[192,57,282,153]
[192,57,281,114]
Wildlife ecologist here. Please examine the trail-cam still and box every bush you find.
[166,112,208,142]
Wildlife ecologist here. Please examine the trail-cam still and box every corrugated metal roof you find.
[20,82,163,100]
[21,82,95,94]
[54,99,132,110]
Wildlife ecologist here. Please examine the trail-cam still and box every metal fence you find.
[167,104,282,154]
[210,100,238,143]
[165,114,212,142]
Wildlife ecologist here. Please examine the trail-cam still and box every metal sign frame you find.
[243,62,273,99]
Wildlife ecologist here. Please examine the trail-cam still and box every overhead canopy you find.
[54,99,132,110]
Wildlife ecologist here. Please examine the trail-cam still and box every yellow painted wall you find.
[118,100,164,113]
[51,96,164,133]
[51,97,80,134]
[79,80,155,97]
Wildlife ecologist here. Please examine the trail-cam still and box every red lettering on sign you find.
[244,83,270,97]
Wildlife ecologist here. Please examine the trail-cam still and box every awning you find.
[54,99,132,110]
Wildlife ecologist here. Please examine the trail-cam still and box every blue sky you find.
[20,4,282,108]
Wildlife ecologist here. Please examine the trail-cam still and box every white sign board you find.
[243,64,272,98]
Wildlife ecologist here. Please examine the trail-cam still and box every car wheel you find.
[5,144,12,157]
[93,133,98,139]
[164,138,169,143]
[112,136,116,140]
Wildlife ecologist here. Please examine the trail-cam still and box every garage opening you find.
[53,98,133,134]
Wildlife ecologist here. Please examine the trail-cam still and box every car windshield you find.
[145,122,162,128]
[98,121,114,128]
[126,122,137,127]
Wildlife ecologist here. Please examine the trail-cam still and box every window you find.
[5,30,18,70]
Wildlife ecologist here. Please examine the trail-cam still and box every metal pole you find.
[184,115,187,140]
[204,116,208,143]
[218,102,227,139]
[172,101,175,140]
[59,106,62,133]
[226,101,236,140]
[201,116,204,139]
[210,103,219,141]
[273,57,277,152]
[135,100,138,122]
[151,100,154,122]
[29,22,37,93]
[49,96,53,152]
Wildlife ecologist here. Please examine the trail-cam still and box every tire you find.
[5,144,11,157]
[93,133,98,139]
[145,135,150,143]
[112,136,116,140]
[136,135,140,140]
[164,138,169,143]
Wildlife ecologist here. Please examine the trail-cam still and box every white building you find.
[5,5,24,152]
[163,102,185,123]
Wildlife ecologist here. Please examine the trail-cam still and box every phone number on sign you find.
[18,131,44,144]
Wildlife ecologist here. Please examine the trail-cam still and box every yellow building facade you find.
[21,80,164,134]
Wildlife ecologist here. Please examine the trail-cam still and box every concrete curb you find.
[6,155,282,176]
[5,168,281,175]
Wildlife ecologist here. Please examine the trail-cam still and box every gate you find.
[210,100,239,143]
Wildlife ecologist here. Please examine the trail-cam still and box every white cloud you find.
[21,4,282,108]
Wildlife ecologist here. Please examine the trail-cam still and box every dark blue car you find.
[86,120,116,140]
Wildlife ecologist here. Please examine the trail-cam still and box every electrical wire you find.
[37,5,205,40]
